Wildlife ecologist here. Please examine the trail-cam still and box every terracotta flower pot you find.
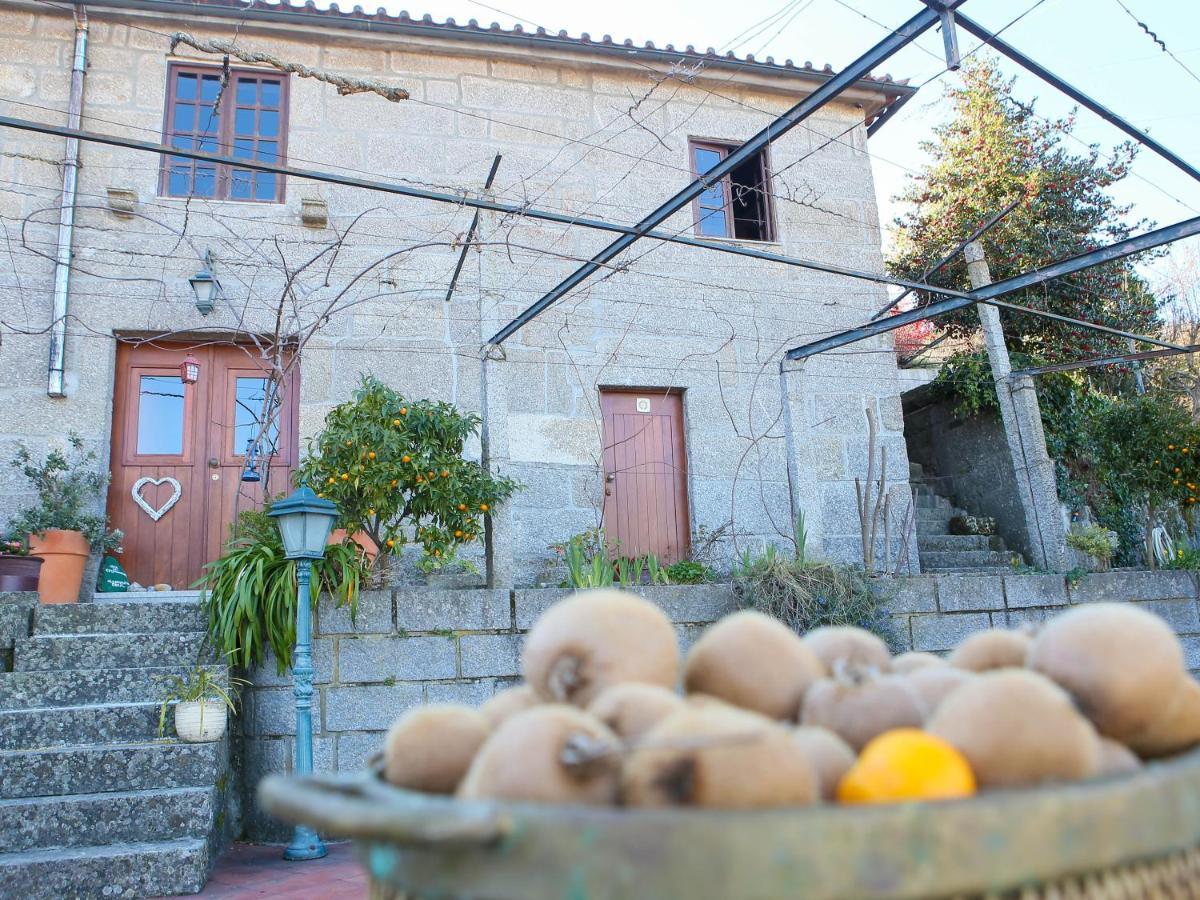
[0,555,43,592]
[328,528,379,561]
[27,529,91,604]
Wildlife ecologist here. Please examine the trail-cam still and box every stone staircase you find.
[910,462,1024,574]
[0,595,229,898]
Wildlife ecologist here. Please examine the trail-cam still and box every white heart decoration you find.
[131,476,183,522]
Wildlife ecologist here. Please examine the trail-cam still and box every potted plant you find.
[0,535,43,592]
[7,433,122,604]
[158,665,245,743]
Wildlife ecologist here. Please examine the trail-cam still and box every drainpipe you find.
[47,6,89,398]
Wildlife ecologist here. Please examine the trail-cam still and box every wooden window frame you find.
[159,62,290,203]
[687,138,776,242]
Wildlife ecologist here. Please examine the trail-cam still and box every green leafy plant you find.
[198,503,367,674]
[553,528,670,589]
[8,432,122,552]
[296,376,520,577]
[1166,545,1200,571]
[664,560,715,584]
[733,545,897,647]
[1065,523,1119,563]
[157,665,247,738]
[792,510,809,566]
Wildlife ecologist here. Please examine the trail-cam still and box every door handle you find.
[208,458,220,468]
[605,472,614,496]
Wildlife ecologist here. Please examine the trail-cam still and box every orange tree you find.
[296,376,519,572]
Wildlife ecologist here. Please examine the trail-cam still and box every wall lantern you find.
[179,354,201,385]
[189,250,222,316]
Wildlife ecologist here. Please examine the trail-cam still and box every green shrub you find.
[732,546,897,648]
[663,560,716,584]
[199,504,367,674]
[1065,523,1118,562]
[552,528,670,589]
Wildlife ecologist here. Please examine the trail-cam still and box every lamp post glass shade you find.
[268,487,337,559]
[189,269,220,315]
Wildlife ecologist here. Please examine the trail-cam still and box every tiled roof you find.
[148,0,912,96]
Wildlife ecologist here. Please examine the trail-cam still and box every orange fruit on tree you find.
[428,471,436,479]
[368,451,376,460]
[400,407,408,416]
[457,503,467,511]
[392,418,401,427]
[441,470,450,478]
[341,473,350,481]
[479,503,489,512]
[454,530,463,538]
[837,728,975,805]
[402,455,411,463]
[386,538,395,548]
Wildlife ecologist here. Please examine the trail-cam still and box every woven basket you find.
[259,748,1200,900]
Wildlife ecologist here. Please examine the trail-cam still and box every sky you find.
[371,0,1200,284]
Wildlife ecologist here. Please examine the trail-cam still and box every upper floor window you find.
[689,139,775,242]
[160,64,288,202]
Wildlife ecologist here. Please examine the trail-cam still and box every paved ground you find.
[171,842,369,898]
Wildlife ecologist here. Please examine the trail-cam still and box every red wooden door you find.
[108,343,298,589]
[599,389,690,563]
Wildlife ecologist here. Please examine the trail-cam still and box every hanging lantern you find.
[179,354,201,385]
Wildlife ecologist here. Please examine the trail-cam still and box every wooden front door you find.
[599,389,690,563]
[108,343,298,589]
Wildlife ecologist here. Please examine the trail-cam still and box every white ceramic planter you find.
[174,699,228,742]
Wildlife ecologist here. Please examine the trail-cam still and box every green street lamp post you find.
[269,486,337,861]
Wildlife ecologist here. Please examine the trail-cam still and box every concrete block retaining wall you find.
[239,570,1200,839]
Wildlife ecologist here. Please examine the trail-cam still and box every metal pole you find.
[48,6,88,398]
[486,2,958,347]
[284,558,326,861]
[0,114,971,303]
[445,154,501,303]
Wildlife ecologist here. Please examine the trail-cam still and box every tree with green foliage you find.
[296,376,520,575]
[888,57,1160,373]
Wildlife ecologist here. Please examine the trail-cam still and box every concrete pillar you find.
[965,241,1068,570]
[480,351,515,588]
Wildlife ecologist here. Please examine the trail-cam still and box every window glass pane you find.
[200,74,221,101]
[254,173,277,201]
[171,134,193,150]
[176,73,197,101]
[697,207,728,237]
[235,107,256,136]
[230,170,253,199]
[259,109,279,137]
[234,377,280,455]
[233,138,255,159]
[699,184,724,209]
[198,105,220,133]
[257,140,278,162]
[197,136,218,153]
[167,165,191,197]
[173,103,195,133]
[260,80,281,107]
[693,146,722,174]
[236,79,257,105]
[193,167,216,197]
[137,375,186,455]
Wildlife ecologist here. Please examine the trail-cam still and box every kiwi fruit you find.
[1125,676,1200,758]
[479,684,539,729]
[949,629,1031,672]
[902,665,974,721]
[521,589,679,707]
[1027,603,1185,741]
[622,705,818,809]
[800,665,926,751]
[791,726,856,801]
[1096,737,1142,777]
[382,704,491,794]
[683,610,824,720]
[458,705,620,804]
[928,669,1100,788]
[891,651,946,674]
[802,626,891,674]
[588,682,684,741]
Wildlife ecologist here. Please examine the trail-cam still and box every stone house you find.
[0,0,922,590]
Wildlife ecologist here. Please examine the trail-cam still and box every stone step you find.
[14,630,213,671]
[922,566,1021,575]
[913,494,950,509]
[0,666,226,710]
[0,838,209,898]
[0,739,224,799]
[908,461,924,479]
[917,534,1000,552]
[920,549,1020,570]
[0,702,163,750]
[0,786,214,853]
[33,600,205,636]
